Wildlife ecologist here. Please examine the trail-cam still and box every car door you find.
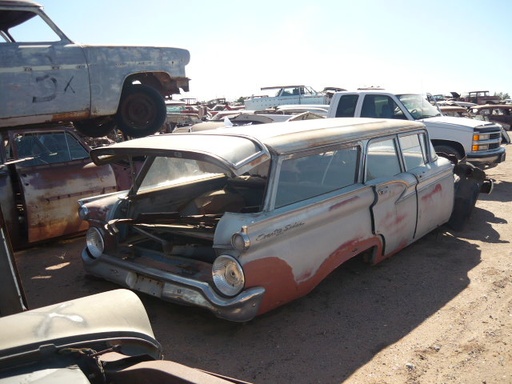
[365,137,418,256]
[0,8,90,125]
[10,129,117,244]
[398,132,454,239]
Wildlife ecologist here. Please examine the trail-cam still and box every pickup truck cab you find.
[78,118,491,321]
[0,0,190,138]
[327,90,506,167]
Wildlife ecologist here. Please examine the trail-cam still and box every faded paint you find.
[244,237,382,316]
[421,183,443,202]
[20,162,116,243]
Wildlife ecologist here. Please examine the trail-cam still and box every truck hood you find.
[422,115,500,129]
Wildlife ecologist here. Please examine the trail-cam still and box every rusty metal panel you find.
[17,160,116,243]
[0,165,22,246]
[221,185,378,299]
[0,43,90,127]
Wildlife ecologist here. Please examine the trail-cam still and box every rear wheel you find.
[116,84,166,138]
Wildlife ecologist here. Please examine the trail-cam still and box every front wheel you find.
[116,84,166,138]
[434,145,463,164]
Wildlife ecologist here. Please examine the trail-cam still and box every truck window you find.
[365,138,401,181]
[334,95,359,117]
[275,147,360,208]
[361,95,406,119]
[399,133,427,170]
[3,11,60,43]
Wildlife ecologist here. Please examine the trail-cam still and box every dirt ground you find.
[14,156,512,384]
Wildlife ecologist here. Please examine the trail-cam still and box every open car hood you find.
[0,289,161,369]
[90,133,271,177]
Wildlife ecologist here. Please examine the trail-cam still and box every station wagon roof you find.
[91,118,424,168]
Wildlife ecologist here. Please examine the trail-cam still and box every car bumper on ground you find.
[81,248,265,322]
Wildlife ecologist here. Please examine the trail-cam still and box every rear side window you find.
[275,146,360,208]
[399,133,427,170]
[365,138,401,181]
[334,95,359,117]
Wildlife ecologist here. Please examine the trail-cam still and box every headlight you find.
[212,255,245,297]
[78,203,89,220]
[231,231,250,251]
[86,227,104,258]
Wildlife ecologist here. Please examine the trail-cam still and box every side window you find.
[335,95,358,117]
[14,131,89,166]
[365,138,401,181]
[361,95,407,119]
[64,132,90,160]
[3,11,61,43]
[275,147,360,208]
[399,133,427,170]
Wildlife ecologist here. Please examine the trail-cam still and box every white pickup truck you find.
[327,90,506,167]
[0,0,190,138]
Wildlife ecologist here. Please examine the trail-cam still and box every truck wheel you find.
[116,84,166,138]
[74,117,116,138]
[435,145,462,164]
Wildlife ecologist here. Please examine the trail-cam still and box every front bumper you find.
[466,146,506,167]
[82,248,265,322]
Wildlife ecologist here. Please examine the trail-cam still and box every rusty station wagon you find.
[78,118,489,321]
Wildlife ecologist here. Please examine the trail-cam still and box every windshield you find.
[397,94,441,119]
[138,157,225,193]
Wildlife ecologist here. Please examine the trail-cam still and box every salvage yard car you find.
[0,0,190,138]
[78,118,491,322]
[470,104,512,131]
[0,125,135,249]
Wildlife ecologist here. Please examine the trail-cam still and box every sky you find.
[38,0,512,102]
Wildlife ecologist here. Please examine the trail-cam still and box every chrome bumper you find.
[82,249,265,322]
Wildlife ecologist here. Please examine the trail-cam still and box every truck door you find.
[0,9,90,125]
[365,137,418,256]
[10,129,117,244]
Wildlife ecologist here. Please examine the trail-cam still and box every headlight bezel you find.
[212,255,245,297]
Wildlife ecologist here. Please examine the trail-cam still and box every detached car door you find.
[10,129,116,244]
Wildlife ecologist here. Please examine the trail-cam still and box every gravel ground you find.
[15,156,512,384]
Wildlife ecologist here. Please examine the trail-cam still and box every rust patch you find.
[243,236,383,316]
[329,195,359,211]
[421,183,442,202]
